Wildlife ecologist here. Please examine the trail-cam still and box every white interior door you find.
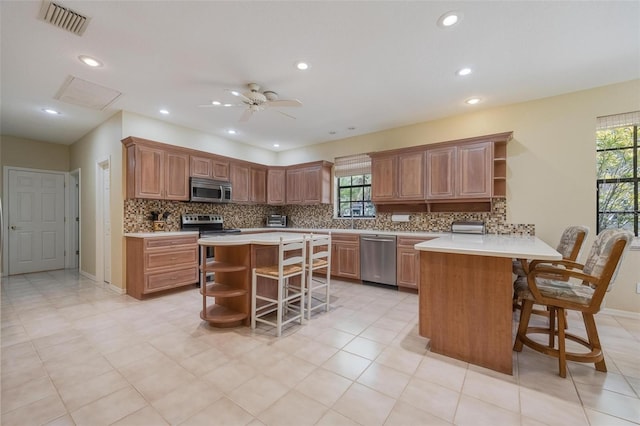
[8,169,65,274]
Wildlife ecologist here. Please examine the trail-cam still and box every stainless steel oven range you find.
[180,214,241,285]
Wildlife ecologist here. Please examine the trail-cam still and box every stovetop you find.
[181,214,240,234]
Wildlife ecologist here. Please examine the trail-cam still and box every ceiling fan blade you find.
[273,109,296,120]
[239,109,253,122]
[198,102,244,108]
[225,88,252,103]
[267,99,302,108]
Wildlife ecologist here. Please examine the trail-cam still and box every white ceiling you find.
[1,1,639,152]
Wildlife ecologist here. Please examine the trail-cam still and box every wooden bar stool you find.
[304,233,332,320]
[513,228,633,377]
[251,236,307,337]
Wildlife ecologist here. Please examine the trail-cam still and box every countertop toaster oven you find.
[266,214,287,228]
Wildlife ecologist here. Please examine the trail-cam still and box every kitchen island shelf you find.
[200,305,248,325]
[201,283,247,298]
[201,261,247,273]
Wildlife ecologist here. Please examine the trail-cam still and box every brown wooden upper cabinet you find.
[267,167,286,205]
[426,141,492,200]
[230,161,266,204]
[371,150,425,203]
[286,161,333,204]
[190,155,229,181]
[123,137,190,201]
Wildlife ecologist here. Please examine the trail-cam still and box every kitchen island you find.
[197,232,324,327]
[414,234,561,374]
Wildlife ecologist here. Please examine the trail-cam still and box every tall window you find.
[334,154,375,218]
[596,111,639,236]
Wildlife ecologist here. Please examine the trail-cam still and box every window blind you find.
[596,111,640,130]
[334,153,371,177]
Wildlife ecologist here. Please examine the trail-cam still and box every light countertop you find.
[414,233,562,260]
[239,227,446,238]
[198,232,317,246]
[124,231,199,238]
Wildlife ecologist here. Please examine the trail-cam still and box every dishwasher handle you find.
[361,237,396,243]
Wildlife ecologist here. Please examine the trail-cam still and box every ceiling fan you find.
[199,83,302,122]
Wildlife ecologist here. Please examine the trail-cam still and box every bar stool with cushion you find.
[513,225,589,311]
[305,233,332,320]
[251,236,307,337]
[513,228,633,377]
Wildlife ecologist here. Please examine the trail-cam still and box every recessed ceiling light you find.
[465,97,481,105]
[223,103,233,107]
[230,91,240,96]
[296,62,309,70]
[456,67,472,76]
[438,11,462,28]
[273,143,280,148]
[159,109,169,115]
[211,101,221,106]
[78,55,102,67]
[43,108,60,115]
[227,129,237,135]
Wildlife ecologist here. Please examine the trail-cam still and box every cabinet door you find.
[165,151,190,200]
[250,167,267,204]
[303,166,322,204]
[267,168,286,205]
[190,155,213,178]
[397,151,425,200]
[335,243,360,279]
[457,142,492,198]
[211,159,230,181]
[286,168,304,204]
[371,156,397,202]
[230,163,250,202]
[397,247,419,289]
[425,147,455,200]
[134,145,164,199]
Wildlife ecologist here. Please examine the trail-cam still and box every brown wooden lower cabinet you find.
[126,234,199,299]
[396,236,434,290]
[331,233,360,280]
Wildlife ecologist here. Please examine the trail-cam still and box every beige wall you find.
[69,113,124,287]
[280,79,640,313]
[121,111,278,165]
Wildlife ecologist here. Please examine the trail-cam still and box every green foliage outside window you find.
[337,174,375,218]
[596,126,638,235]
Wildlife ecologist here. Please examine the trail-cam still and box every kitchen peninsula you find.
[415,234,561,374]
[197,232,327,327]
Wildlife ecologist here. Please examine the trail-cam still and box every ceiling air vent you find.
[38,1,91,36]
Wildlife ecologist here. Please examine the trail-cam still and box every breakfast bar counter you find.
[414,234,561,374]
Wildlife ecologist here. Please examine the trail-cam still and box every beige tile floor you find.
[2,270,639,425]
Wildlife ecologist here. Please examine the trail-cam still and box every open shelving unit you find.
[199,247,251,327]
[493,141,507,197]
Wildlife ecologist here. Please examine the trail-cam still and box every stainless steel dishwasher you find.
[360,234,397,287]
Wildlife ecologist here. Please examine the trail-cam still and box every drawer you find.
[145,235,198,249]
[145,266,198,291]
[331,233,360,244]
[145,247,198,270]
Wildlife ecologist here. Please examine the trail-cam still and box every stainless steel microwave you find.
[190,178,232,203]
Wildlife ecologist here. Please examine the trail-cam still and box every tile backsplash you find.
[124,198,534,235]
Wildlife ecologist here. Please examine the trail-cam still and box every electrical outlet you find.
[637,283,640,294]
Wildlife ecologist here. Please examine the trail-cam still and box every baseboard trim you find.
[601,308,640,320]
[79,269,97,281]
[108,283,126,295]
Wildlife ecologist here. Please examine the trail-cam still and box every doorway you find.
[96,159,111,284]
